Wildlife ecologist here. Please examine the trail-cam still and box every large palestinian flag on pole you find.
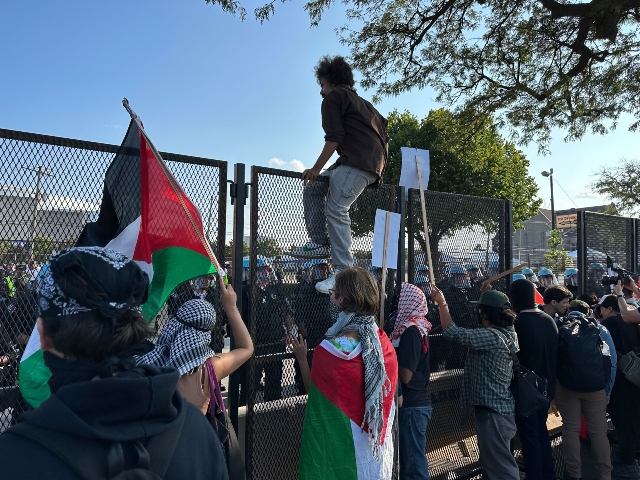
[20,115,222,407]
[299,331,397,480]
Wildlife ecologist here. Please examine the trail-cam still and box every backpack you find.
[557,314,612,392]
[7,410,186,480]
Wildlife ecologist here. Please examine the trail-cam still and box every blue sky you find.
[2,0,638,231]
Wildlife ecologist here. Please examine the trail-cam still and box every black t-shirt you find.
[396,326,431,407]
[602,314,640,356]
[514,310,559,400]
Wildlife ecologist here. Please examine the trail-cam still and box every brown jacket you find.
[321,85,389,184]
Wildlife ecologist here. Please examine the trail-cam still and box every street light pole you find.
[542,168,555,230]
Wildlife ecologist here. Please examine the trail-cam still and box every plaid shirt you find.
[443,323,518,415]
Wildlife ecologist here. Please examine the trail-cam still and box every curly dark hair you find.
[314,55,355,88]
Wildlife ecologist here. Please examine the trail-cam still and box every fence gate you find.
[0,128,227,430]
[243,166,401,480]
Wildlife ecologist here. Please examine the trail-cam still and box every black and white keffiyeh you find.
[325,311,391,460]
[138,299,216,375]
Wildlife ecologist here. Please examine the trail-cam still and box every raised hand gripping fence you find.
[0,128,227,431]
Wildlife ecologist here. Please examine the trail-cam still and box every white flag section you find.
[372,209,401,269]
[399,147,430,193]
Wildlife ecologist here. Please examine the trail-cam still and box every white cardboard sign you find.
[372,209,401,269]
[399,147,430,193]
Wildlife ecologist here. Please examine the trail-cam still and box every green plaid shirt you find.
[443,323,518,415]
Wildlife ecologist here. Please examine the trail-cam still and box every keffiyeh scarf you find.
[326,311,391,460]
[389,283,432,353]
[138,299,216,375]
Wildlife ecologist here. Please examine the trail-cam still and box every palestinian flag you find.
[299,330,398,480]
[20,117,222,407]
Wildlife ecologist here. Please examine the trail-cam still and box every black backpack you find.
[7,411,186,480]
[557,314,612,392]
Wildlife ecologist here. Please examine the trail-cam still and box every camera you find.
[601,255,639,286]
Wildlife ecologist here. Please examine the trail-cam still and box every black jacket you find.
[0,364,228,480]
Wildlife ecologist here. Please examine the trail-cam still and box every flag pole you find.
[121,98,224,277]
[415,156,435,285]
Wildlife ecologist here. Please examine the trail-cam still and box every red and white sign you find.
[556,213,578,228]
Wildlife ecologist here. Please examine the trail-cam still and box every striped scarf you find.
[325,311,391,459]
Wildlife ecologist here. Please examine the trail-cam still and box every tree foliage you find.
[385,108,541,230]
[208,0,640,149]
[593,159,640,215]
[544,229,573,272]
[350,108,541,268]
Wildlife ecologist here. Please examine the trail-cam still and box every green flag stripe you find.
[142,246,217,320]
[299,381,358,480]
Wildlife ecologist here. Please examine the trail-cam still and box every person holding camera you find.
[432,285,520,480]
[613,279,640,324]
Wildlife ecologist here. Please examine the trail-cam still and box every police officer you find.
[564,267,579,296]
[586,263,607,297]
[536,268,559,296]
[253,261,293,402]
[522,267,539,285]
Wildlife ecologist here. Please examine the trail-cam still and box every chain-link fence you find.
[0,128,227,431]
[577,211,635,297]
[243,166,401,480]
[407,189,511,479]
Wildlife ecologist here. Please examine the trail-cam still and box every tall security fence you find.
[406,189,511,479]
[1,127,531,480]
[576,211,637,297]
[0,128,227,430]
[243,167,402,480]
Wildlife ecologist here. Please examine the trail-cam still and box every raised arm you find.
[210,276,254,380]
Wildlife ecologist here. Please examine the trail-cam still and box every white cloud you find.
[573,189,606,202]
[268,157,306,172]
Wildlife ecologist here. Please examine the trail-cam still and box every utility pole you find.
[23,166,54,261]
[542,168,555,230]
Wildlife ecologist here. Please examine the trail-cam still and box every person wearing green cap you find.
[430,285,520,480]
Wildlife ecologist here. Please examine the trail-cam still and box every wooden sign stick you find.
[379,211,391,329]
[416,156,435,285]
[482,263,528,287]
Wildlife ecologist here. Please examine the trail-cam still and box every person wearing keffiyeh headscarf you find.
[138,279,253,416]
[391,283,433,480]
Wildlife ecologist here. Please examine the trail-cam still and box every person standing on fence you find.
[389,283,433,480]
[0,247,228,480]
[297,267,398,479]
[431,286,520,480]
[509,279,558,480]
[293,55,389,295]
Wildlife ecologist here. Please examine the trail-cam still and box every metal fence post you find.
[228,163,247,432]
[577,210,586,296]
